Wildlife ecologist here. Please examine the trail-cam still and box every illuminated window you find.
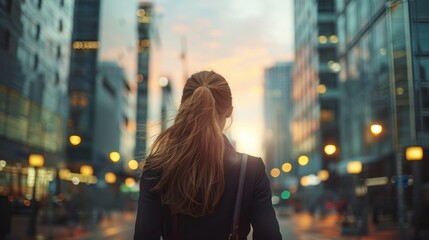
[70,91,88,107]
[320,109,334,122]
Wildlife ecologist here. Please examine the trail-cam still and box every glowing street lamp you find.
[80,165,93,176]
[125,177,136,187]
[318,169,329,181]
[324,144,337,155]
[370,124,383,136]
[270,168,281,178]
[347,161,362,174]
[298,155,309,166]
[405,146,423,161]
[105,172,117,184]
[69,135,82,146]
[109,152,120,162]
[28,154,44,237]
[128,159,139,170]
[282,163,292,173]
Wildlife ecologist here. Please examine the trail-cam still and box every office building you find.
[0,0,74,199]
[293,0,339,207]
[135,2,153,160]
[264,62,294,191]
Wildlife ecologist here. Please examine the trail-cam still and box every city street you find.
[7,210,402,240]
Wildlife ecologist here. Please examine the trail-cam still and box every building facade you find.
[336,0,429,226]
[135,2,153,160]
[264,62,294,192]
[293,0,339,207]
[0,0,74,199]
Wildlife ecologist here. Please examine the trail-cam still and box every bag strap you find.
[229,153,248,240]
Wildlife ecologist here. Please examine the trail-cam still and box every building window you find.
[418,23,429,52]
[319,23,336,36]
[320,73,338,88]
[60,0,64,7]
[70,91,88,107]
[37,0,42,9]
[422,87,429,109]
[418,58,429,81]
[0,27,9,50]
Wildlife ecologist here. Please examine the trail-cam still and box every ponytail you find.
[144,71,232,217]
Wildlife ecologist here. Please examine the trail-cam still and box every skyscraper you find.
[67,0,102,172]
[135,2,153,159]
[293,0,339,207]
[264,62,294,191]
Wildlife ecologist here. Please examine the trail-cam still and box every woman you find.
[134,71,281,240]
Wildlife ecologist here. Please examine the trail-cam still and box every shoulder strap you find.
[229,153,248,240]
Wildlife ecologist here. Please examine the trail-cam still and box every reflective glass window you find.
[360,0,370,28]
[418,58,429,81]
[416,0,429,18]
[346,1,357,43]
[418,23,429,52]
[421,87,429,109]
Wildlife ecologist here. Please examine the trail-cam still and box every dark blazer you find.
[134,138,282,240]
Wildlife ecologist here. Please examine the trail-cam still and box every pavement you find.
[279,211,404,240]
[5,209,414,240]
[5,211,135,240]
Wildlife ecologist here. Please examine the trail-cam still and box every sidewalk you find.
[294,211,403,240]
[6,211,135,240]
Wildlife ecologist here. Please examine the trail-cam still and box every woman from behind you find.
[134,70,281,240]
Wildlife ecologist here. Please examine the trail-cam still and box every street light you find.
[109,152,120,162]
[347,161,362,175]
[105,172,117,184]
[28,154,44,237]
[69,135,82,146]
[405,146,423,161]
[270,168,281,178]
[405,146,424,239]
[128,159,139,170]
[281,163,292,173]
[298,155,309,166]
[80,165,93,176]
[318,169,329,181]
[324,144,337,155]
[370,124,383,136]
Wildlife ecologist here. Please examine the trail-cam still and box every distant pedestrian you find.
[134,71,282,240]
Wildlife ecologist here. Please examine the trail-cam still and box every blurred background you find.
[0,0,429,239]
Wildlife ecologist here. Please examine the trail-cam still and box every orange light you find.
[128,160,139,170]
[406,146,423,161]
[318,170,329,181]
[270,168,281,178]
[125,177,136,187]
[69,135,81,146]
[347,161,362,174]
[24,200,31,207]
[29,154,44,167]
[80,165,93,176]
[105,172,116,184]
[109,152,120,162]
[370,124,383,136]
[298,155,309,166]
[282,163,292,173]
[324,144,336,155]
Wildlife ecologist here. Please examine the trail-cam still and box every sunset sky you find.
[99,0,295,158]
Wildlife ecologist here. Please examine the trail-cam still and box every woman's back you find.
[134,138,281,240]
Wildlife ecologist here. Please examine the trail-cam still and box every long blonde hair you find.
[144,71,233,217]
